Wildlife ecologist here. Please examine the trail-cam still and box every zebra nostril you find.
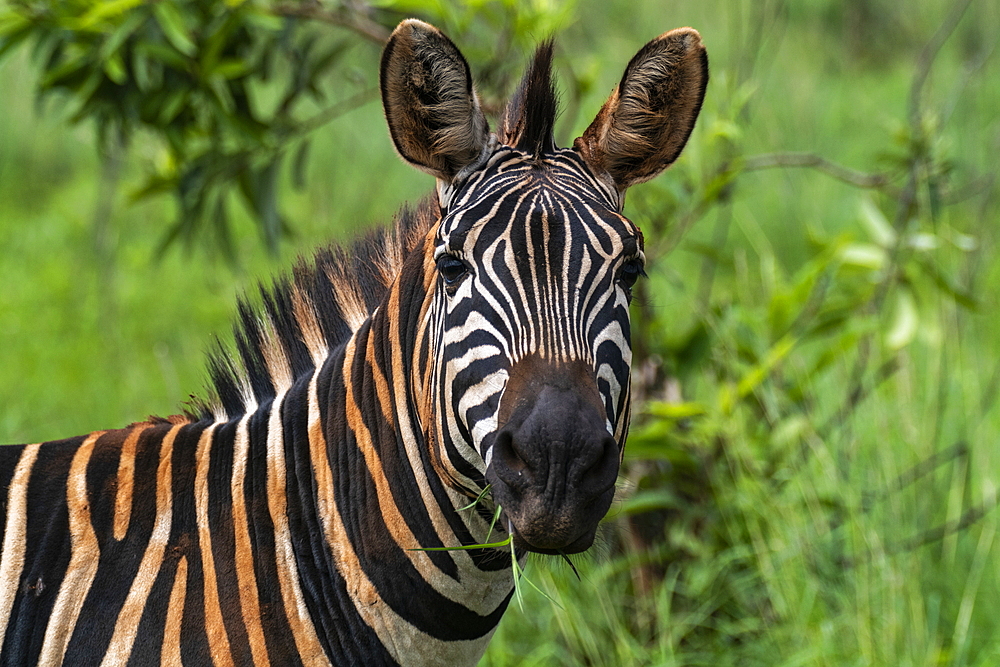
[492,431,532,489]
[581,435,620,491]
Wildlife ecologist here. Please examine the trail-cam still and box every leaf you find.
[135,40,189,69]
[131,51,153,91]
[838,243,886,271]
[885,288,918,351]
[208,74,235,114]
[917,258,978,310]
[152,1,196,57]
[947,231,977,252]
[644,401,707,420]
[859,197,896,247]
[736,334,797,399]
[76,0,146,30]
[623,421,691,460]
[103,51,127,84]
[211,192,237,265]
[39,53,93,88]
[157,89,188,124]
[130,175,177,202]
[98,7,145,59]
[906,232,939,251]
[291,140,310,191]
[210,59,249,80]
[0,16,32,60]
[620,489,683,515]
[410,535,513,551]
[257,158,282,253]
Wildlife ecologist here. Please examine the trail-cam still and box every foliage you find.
[0,0,577,256]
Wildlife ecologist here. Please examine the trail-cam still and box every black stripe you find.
[2,436,82,665]
[205,419,254,666]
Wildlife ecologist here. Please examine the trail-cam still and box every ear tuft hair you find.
[498,42,558,158]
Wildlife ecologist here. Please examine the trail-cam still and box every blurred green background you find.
[1,0,999,664]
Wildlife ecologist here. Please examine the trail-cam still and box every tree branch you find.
[742,152,896,191]
[889,493,998,557]
[271,1,390,45]
[909,0,974,128]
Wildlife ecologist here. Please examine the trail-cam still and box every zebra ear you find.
[380,19,490,182]
[574,28,708,191]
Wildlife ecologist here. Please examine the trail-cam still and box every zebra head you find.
[382,20,707,554]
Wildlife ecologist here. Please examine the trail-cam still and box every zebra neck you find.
[284,265,515,665]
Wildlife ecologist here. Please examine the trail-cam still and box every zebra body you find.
[0,19,707,666]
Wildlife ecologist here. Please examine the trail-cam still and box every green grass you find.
[1,0,999,665]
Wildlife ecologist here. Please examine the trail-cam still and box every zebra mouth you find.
[506,520,601,555]
[490,478,616,555]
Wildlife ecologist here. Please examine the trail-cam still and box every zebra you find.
[0,18,707,667]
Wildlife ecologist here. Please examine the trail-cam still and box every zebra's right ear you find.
[574,28,708,192]
[380,19,490,182]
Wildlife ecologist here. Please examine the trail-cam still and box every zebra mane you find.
[497,41,558,157]
[190,197,438,421]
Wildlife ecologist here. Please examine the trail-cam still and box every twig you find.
[941,173,997,206]
[742,152,896,191]
[888,494,998,557]
[908,0,974,129]
[861,441,968,510]
[298,87,379,135]
[818,357,899,439]
[271,1,390,45]
[841,492,998,568]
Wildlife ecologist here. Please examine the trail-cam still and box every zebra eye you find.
[619,259,644,290]
[437,255,469,285]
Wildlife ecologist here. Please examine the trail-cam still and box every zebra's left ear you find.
[574,28,708,192]
[381,19,490,182]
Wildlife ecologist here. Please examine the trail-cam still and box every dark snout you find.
[485,356,621,554]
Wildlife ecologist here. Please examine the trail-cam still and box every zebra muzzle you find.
[484,356,621,554]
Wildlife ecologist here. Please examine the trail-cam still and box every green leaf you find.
[208,74,235,114]
[0,11,30,36]
[736,334,797,399]
[210,58,249,80]
[152,1,196,57]
[131,51,153,91]
[158,89,188,124]
[620,489,683,515]
[291,140,310,191]
[917,258,978,310]
[905,232,939,251]
[98,6,145,60]
[885,288,918,351]
[457,484,493,512]
[103,51,127,84]
[838,243,886,271]
[410,535,513,551]
[859,197,896,247]
[0,15,31,60]
[135,40,189,69]
[76,0,146,30]
[39,53,94,88]
[644,401,707,420]
[257,158,282,252]
[624,420,689,460]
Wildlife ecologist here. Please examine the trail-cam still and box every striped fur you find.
[0,19,707,666]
